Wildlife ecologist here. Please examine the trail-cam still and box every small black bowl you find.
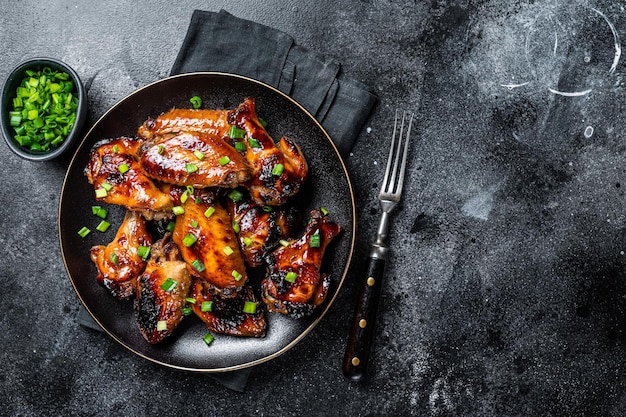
[1,57,87,161]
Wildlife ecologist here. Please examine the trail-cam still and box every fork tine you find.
[381,109,413,196]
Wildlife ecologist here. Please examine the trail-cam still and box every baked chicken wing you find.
[137,108,231,141]
[224,188,301,267]
[172,189,248,295]
[190,279,267,337]
[85,137,173,219]
[135,235,192,344]
[228,98,308,206]
[89,210,152,299]
[261,209,342,318]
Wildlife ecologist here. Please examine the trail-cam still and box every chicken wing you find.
[139,131,251,188]
[135,235,192,344]
[261,208,342,318]
[172,189,248,294]
[224,188,301,267]
[85,137,173,219]
[189,279,267,337]
[89,210,152,299]
[228,98,308,206]
[137,108,231,141]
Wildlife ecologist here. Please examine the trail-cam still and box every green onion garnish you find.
[182,305,193,316]
[156,320,168,331]
[172,206,185,215]
[203,332,214,346]
[218,156,230,166]
[112,144,119,154]
[320,207,329,215]
[229,125,245,139]
[234,141,246,152]
[91,206,108,219]
[279,239,289,247]
[182,233,197,247]
[247,138,261,148]
[190,220,199,228]
[285,271,298,283]
[190,95,202,109]
[109,252,118,265]
[95,188,108,199]
[243,237,253,246]
[185,297,197,304]
[158,144,165,154]
[223,246,234,256]
[193,150,205,160]
[77,227,91,238]
[180,190,189,204]
[243,301,257,314]
[118,163,130,173]
[310,233,321,248]
[262,206,273,212]
[96,220,111,232]
[186,163,198,173]
[137,245,150,260]
[192,259,205,272]
[201,301,213,312]
[232,220,240,233]
[204,206,215,218]
[272,163,284,176]
[232,270,243,281]
[258,117,268,128]
[160,277,177,292]
[227,189,243,202]
[165,221,176,232]
[101,181,113,191]
[8,66,79,152]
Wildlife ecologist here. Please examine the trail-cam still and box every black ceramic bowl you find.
[1,57,87,161]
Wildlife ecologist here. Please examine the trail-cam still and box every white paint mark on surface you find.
[548,87,592,97]
[584,125,594,138]
[461,182,503,220]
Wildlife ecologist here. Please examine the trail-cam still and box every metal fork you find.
[342,109,414,382]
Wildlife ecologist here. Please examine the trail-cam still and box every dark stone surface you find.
[2,0,626,415]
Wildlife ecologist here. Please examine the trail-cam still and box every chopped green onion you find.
[156,320,168,331]
[262,206,273,212]
[203,332,214,346]
[190,220,199,228]
[223,246,234,256]
[193,150,204,160]
[258,117,268,128]
[285,271,298,283]
[190,95,202,109]
[320,207,329,216]
[186,163,198,173]
[243,237,253,246]
[227,189,243,202]
[185,297,197,304]
[165,221,176,232]
[232,220,240,233]
[118,163,130,173]
[112,144,119,154]
[201,301,213,312]
[77,227,91,238]
[160,277,178,292]
[91,206,108,219]
[229,125,245,139]
[234,141,246,152]
[204,206,215,218]
[243,301,257,314]
[95,188,108,198]
[279,239,289,247]
[247,138,261,148]
[137,245,150,260]
[310,233,321,248]
[96,220,111,232]
[182,305,193,316]
[101,181,113,191]
[192,259,205,272]
[232,270,243,281]
[158,144,165,154]
[109,252,118,265]
[180,190,189,204]
[182,233,197,247]
[218,156,230,166]
[272,163,284,176]
[172,206,185,215]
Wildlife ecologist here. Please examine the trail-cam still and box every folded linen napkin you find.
[171,9,378,157]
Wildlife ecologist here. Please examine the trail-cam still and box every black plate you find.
[59,72,355,372]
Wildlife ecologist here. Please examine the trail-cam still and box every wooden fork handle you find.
[342,255,385,382]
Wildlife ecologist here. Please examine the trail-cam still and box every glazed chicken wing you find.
[139,131,251,188]
[89,210,152,299]
[135,235,192,344]
[190,279,267,337]
[224,188,301,267]
[85,137,173,219]
[172,189,248,294]
[137,108,231,141]
[261,209,342,318]
[228,98,308,206]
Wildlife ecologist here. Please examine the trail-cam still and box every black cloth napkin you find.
[171,9,378,158]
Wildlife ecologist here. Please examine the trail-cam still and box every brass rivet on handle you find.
[351,357,360,366]
[367,277,375,286]
[359,319,367,328]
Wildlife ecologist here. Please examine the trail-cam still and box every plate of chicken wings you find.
[59,72,355,372]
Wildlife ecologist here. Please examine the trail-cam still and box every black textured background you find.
[2,1,626,416]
